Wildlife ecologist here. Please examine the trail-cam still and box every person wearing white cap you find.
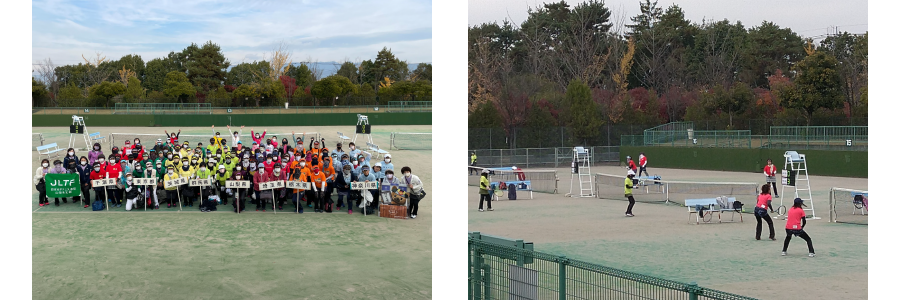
[381,154,394,171]
[625,170,636,217]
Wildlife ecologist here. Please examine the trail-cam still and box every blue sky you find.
[32,0,432,71]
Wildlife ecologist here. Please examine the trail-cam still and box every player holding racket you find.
[754,184,776,241]
[782,198,815,257]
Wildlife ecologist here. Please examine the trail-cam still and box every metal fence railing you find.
[115,103,212,114]
[643,130,752,148]
[32,104,432,115]
[469,235,759,300]
[468,147,620,169]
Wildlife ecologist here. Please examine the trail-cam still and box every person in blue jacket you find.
[75,156,93,208]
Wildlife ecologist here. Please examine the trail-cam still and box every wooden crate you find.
[380,204,408,219]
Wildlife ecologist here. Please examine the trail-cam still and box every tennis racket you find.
[494,187,504,197]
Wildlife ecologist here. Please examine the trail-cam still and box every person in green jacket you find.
[625,170,636,217]
[214,165,232,205]
[478,169,492,212]
[469,152,478,175]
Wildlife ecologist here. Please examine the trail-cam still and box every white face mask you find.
[353,161,358,166]
[68,152,74,156]
[109,159,116,164]
[94,167,100,171]
[94,146,100,150]
[299,162,306,167]
[350,146,355,150]
[168,155,173,159]
[98,159,105,163]
[192,160,197,164]
[201,166,207,170]
[42,163,49,168]
[236,176,241,179]
[274,169,281,174]
[387,174,393,179]
[295,156,301,161]
[126,177,133,183]
[267,159,272,163]
[168,170,174,175]
[385,159,391,163]
[81,161,87,165]
[183,162,188,165]
[404,172,411,177]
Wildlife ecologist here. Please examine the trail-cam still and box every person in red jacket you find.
[627,156,638,174]
[782,198,815,257]
[638,153,649,177]
[754,184,777,241]
[253,167,273,212]
[763,159,779,198]
[105,155,125,208]
[89,162,108,208]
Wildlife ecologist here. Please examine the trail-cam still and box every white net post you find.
[829,187,867,224]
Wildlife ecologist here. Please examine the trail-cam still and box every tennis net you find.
[594,173,759,205]
[829,187,867,225]
[390,132,431,150]
[468,167,558,194]
[32,133,44,150]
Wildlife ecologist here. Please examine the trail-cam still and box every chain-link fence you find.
[469,234,759,300]
[468,147,619,169]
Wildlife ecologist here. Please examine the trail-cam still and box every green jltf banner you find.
[45,173,81,198]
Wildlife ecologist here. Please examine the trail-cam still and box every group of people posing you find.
[33,126,426,218]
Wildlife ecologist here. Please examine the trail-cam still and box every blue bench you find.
[489,180,533,200]
[337,131,351,143]
[685,197,742,225]
[37,143,63,160]
[89,132,106,143]
[366,142,390,159]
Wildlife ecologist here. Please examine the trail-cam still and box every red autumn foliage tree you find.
[280,75,298,99]
[224,85,236,93]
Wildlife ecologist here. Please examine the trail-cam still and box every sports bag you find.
[92,199,104,211]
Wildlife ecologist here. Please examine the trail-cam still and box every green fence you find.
[619,146,867,178]
[469,234,758,300]
[114,103,212,114]
[33,104,432,115]
[33,112,432,127]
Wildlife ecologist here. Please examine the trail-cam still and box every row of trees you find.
[33,42,432,107]
[468,0,867,144]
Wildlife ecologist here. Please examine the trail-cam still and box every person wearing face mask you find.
[252,162,274,212]
[321,156,337,208]
[88,143,104,165]
[166,155,179,173]
[309,139,322,157]
[165,129,181,145]
[250,127,267,145]
[336,153,350,174]
[153,138,167,154]
[179,142,191,160]
[261,154,277,175]
[110,146,121,158]
[226,124,245,148]
[379,170,401,208]
[141,161,158,210]
[153,159,165,209]
[65,158,79,205]
[291,131,306,149]
[88,162,108,208]
[280,138,290,154]
[63,148,78,169]
[371,163,385,209]
[177,156,197,207]
[352,153,371,177]
[234,141,244,153]
[76,156,93,208]
[34,159,52,206]
[400,167,425,219]
[333,143,346,163]
[309,166,327,213]
[382,154,394,171]
[123,140,133,157]
[163,165,180,208]
[358,166,377,213]
[215,165,233,205]
[288,158,310,213]
[123,174,144,211]
[230,167,249,213]
[271,165,288,210]
[347,142,361,161]
[206,138,221,158]
[335,164,359,214]
[210,125,225,145]
[45,160,69,206]
[106,155,125,208]
[270,135,280,149]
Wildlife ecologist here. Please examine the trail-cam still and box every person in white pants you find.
[143,161,159,208]
[124,174,143,211]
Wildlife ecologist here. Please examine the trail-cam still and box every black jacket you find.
[335,172,358,193]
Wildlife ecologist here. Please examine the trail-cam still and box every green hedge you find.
[620,146,867,178]
[33,113,432,127]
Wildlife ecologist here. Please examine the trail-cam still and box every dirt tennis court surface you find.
[32,125,432,299]
[469,165,867,300]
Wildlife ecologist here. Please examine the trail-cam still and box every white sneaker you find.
[809,253,816,257]
[411,214,417,219]
[479,209,484,212]
[488,208,494,211]
[781,251,786,256]
[626,213,634,217]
